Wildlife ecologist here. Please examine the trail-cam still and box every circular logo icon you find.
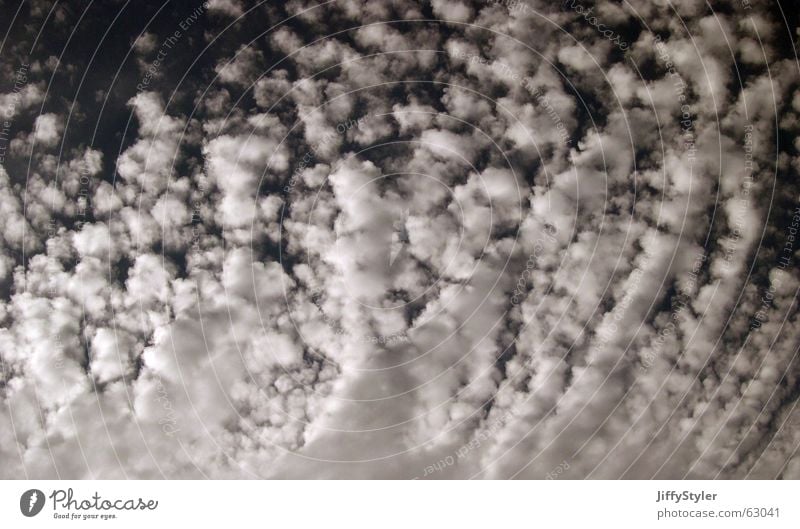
[20,489,45,517]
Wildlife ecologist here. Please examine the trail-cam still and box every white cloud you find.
[1,0,799,480]
[33,113,63,147]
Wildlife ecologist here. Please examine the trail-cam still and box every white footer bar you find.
[1,480,796,528]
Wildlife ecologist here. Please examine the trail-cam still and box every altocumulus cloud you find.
[0,0,799,479]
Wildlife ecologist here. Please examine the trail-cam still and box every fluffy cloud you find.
[0,0,799,480]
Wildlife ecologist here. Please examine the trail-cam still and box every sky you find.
[0,0,799,479]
